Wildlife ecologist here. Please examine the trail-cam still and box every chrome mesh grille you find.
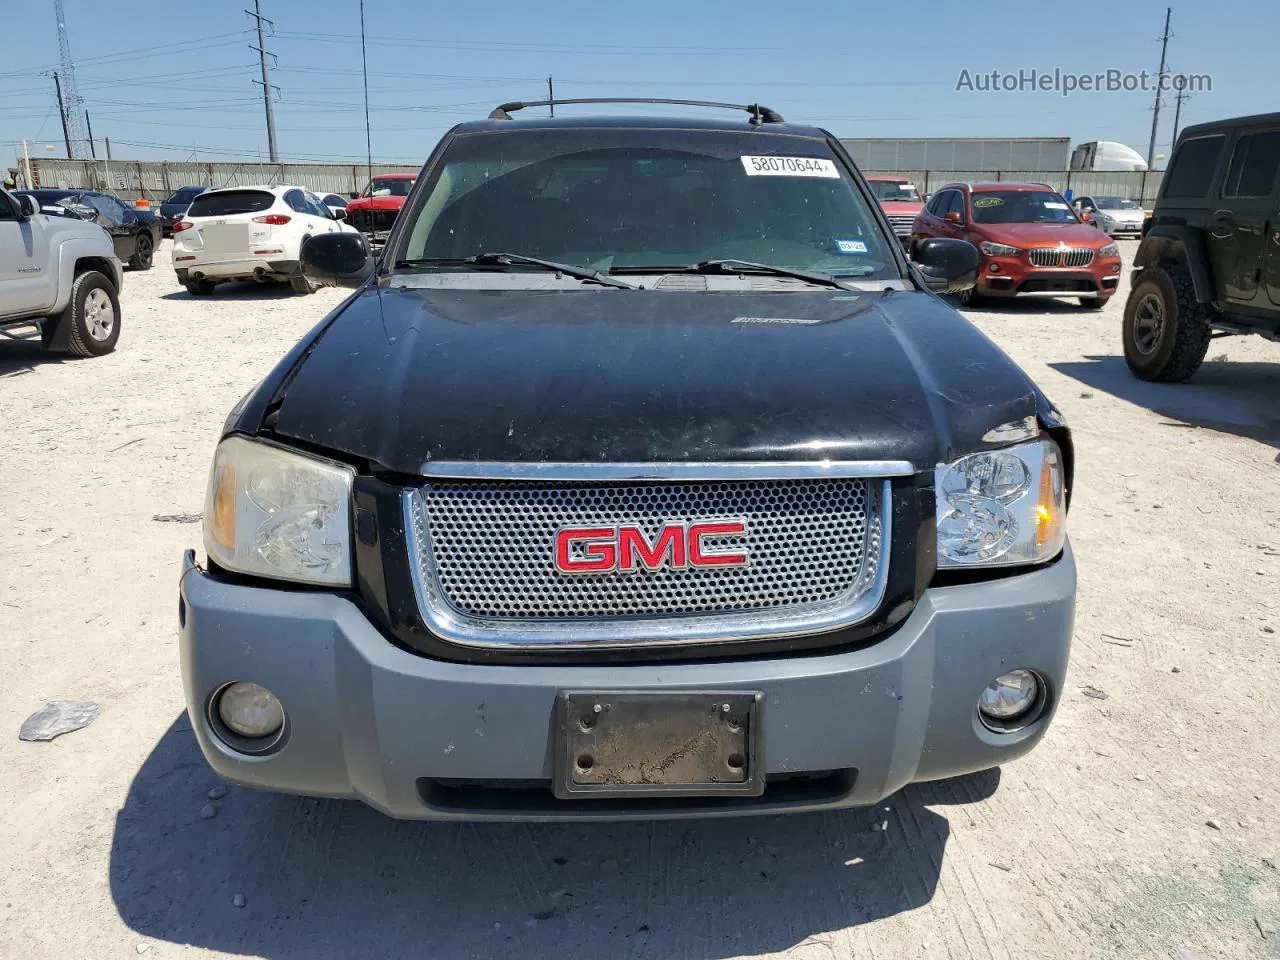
[886,215,915,235]
[1028,246,1095,267]
[409,478,880,622]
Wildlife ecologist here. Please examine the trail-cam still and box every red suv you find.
[344,173,417,240]
[912,182,1122,309]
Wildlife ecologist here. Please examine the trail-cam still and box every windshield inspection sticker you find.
[833,238,868,254]
[972,196,1004,208]
[1044,201,1070,209]
[741,156,840,178]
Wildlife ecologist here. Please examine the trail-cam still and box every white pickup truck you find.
[0,188,123,356]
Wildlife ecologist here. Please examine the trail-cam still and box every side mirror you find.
[331,208,347,221]
[943,211,963,225]
[912,237,980,295]
[15,194,38,220]
[301,231,375,289]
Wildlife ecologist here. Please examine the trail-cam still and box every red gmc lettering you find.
[687,521,749,567]
[555,527,616,573]
[555,521,748,574]
[618,524,686,572]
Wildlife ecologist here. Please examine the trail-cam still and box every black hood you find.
[267,285,1044,475]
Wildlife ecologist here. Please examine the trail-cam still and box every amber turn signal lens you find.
[209,462,236,552]
[1034,450,1063,549]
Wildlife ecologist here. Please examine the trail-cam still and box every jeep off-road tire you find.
[958,284,985,308]
[128,231,154,271]
[55,270,121,357]
[290,273,317,295]
[1123,265,1212,382]
[184,278,216,296]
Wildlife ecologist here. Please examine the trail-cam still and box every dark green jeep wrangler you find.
[1123,112,1280,381]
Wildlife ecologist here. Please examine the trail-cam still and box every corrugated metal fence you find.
[22,158,1164,206]
[26,159,420,201]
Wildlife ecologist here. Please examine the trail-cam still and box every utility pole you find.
[105,137,112,161]
[85,111,96,159]
[246,0,280,162]
[359,0,372,184]
[52,72,72,158]
[22,139,33,189]
[548,77,554,117]
[53,0,89,158]
[1171,84,1190,147]
[1145,7,1172,169]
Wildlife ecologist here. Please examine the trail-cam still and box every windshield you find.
[187,189,275,217]
[166,188,204,203]
[1094,196,1141,209]
[366,178,414,198]
[971,190,1079,224]
[397,129,898,280]
[869,180,920,202]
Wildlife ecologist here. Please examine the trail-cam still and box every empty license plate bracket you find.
[554,691,764,799]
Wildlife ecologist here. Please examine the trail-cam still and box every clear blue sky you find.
[3,0,1276,166]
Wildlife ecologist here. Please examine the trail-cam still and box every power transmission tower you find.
[246,0,280,162]
[53,0,89,159]
[1145,7,1172,169]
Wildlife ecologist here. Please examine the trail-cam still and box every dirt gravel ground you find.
[1,240,1278,960]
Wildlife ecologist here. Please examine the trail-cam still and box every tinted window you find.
[1162,136,1225,199]
[399,130,898,279]
[187,190,275,217]
[0,194,16,221]
[322,194,346,207]
[971,190,1078,224]
[1222,130,1280,198]
[284,189,310,214]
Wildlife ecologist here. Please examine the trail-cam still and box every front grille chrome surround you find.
[402,465,899,651]
[886,215,915,236]
[1028,246,1095,268]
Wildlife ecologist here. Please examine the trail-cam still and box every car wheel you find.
[1122,265,1212,382]
[290,273,317,295]
[1078,296,1109,310]
[958,285,985,308]
[184,279,216,296]
[128,230,154,270]
[53,271,121,357]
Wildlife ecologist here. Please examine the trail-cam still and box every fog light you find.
[988,263,999,272]
[978,669,1040,721]
[216,682,284,738]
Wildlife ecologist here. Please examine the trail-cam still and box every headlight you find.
[979,241,1020,257]
[203,436,355,586]
[1099,241,1120,258]
[935,438,1066,567]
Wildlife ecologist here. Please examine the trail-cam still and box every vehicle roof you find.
[448,114,831,139]
[941,182,1056,193]
[195,184,299,196]
[19,188,81,197]
[864,175,915,183]
[1178,111,1280,139]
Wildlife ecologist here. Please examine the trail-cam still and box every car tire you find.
[958,285,985,308]
[290,273,317,295]
[1078,296,1109,310]
[1122,265,1212,382]
[49,270,121,357]
[128,230,154,270]
[184,278,216,296]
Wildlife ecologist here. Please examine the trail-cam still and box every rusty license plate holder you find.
[554,691,764,799]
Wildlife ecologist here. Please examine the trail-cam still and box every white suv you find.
[171,184,359,296]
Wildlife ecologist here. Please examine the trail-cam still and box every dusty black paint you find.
[254,285,1042,474]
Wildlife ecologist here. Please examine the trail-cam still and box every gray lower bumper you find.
[178,546,1075,820]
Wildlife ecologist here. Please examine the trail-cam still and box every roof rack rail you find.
[487,98,785,125]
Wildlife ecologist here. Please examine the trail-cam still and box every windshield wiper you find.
[395,252,637,290]
[665,258,857,291]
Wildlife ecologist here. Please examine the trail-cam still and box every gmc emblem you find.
[554,521,749,574]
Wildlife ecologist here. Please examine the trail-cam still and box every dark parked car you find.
[15,189,160,270]
[179,99,1075,821]
[1122,111,1280,381]
[158,185,208,236]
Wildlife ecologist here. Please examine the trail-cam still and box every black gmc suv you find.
[1123,112,1280,381]
[179,101,1077,820]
